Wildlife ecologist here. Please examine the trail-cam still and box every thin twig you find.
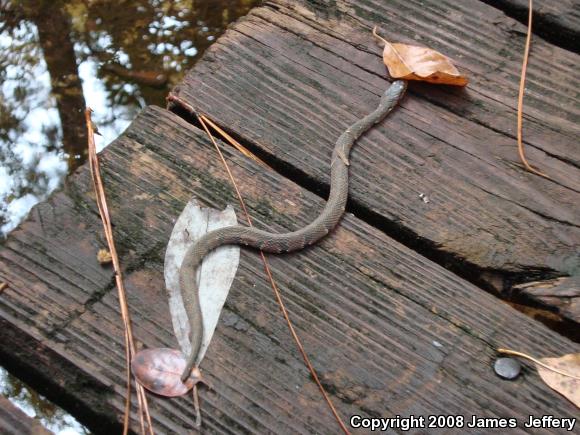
[497,348,580,380]
[85,109,154,435]
[516,0,549,178]
[196,112,351,435]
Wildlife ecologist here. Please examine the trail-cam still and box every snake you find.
[179,80,407,381]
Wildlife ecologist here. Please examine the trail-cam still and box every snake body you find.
[180,80,407,380]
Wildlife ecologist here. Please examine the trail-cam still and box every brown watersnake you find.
[179,80,408,381]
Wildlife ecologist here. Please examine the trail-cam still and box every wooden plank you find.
[171,0,580,314]
[0,395,52,435]
[0,106,577,433]
[514,276,580,322]
[480,0,580,53]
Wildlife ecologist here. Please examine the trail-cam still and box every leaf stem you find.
[497,348,580,380]
[372,25,395,51]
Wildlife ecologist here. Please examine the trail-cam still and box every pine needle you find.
[516,0,549,178]
[189,107,351,435]
[199,114,266,167]
[85,109,154,435]
[166,95,266,167]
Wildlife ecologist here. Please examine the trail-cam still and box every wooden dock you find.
[1,0,578,433]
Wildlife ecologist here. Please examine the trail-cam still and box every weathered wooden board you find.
[481,0,580,53]
[0,396,52,435]
[171,0,580,321]
[0,107,578,433]
[514,276,580,322]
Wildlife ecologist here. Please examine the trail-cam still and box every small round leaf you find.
[132,348,200,397]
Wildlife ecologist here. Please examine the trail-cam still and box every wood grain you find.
[514,276,580,322]
[480,0,580,53]
[0,107,577,433]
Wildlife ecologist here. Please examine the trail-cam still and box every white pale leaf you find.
[164,199,240,363]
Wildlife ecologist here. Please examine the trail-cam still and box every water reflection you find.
[0,367,89,434]
[0,0,259,236]
[0,0,258,432]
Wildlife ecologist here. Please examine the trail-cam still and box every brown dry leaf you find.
[373,27,468,86]
[132,348,203,397]
[537,353,580,408]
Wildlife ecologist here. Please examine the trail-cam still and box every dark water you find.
[0,0,259,432]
